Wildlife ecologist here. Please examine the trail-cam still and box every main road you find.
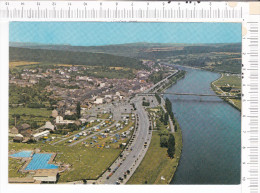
[101,96,151,184]
[98,70,180,184]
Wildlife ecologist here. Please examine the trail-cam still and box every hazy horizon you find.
[9,41,241,47]
[10,22,241,47]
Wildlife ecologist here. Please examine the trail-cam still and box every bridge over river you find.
[137,92,240,99]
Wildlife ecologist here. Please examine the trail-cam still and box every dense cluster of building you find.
[10,66,154,110]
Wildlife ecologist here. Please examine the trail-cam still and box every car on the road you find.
[115,181,120,185]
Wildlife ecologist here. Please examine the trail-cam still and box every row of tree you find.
[164,98,176,158]
[155,94,161,104]
[165,98,175,124]
[160,112,169,126]
[142,101,150,106]
[159,133,175,158]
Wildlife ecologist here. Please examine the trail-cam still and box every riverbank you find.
[127,107,182,184]
[166,66,241,184]
[211,74,241,111]
[172,63,241,111]
[157,70,186,93]
[126,70,184,184]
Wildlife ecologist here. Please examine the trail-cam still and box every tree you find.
[167,134,175,158]
[155,94,161,104]
[160,135,168,147]
[164,112,169,125]
[159,129,169,136]
[12,114,20,119]
[64,114,77,120]
[165,98,172,114]
[76,102,81,118]
[160,114,164,123]
[142,101,150,106]
[68,123,78,132]
[169,112,174,121]
[31,122,38,129]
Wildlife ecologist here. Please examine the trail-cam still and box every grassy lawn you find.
[9,142,121,182]
[9,158,28,178]
[9,107,51,117]
[127,115,182,184]
[214,74,241,88]
[98,113,112,119]
[232,99,241,110]
[212,74,241,111]
[9,107,52,127]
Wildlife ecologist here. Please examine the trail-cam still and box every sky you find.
[10,22,241,46]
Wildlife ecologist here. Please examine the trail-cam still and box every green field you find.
[212,74,241,110]
[214,74,241,88]
[9,107,51,117]
[97,113,112,119]
[9,158,28,178]
[9,143,121,182]
[127,114,182,184]
[9,107,52,128]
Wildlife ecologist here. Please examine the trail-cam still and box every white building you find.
[94,98,104,104]
[65,110,73,115]
[56,116,75,124]
[105,95,112,99]
[33,169,58,183]
[29,79,38,84]
[79,118,87,124]
[33,130,50,141]
[99,83,106,88]
[44,122,55,131]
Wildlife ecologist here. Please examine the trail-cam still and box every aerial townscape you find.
[8,23,242,185]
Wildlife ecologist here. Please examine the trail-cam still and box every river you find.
[165,66,241,184]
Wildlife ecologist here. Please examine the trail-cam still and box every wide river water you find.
[166,66,241,184]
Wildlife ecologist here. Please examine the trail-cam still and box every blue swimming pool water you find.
[25,153,58,170]
[10,151,32,158]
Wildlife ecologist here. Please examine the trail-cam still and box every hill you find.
[9,47,144,69]
[10,42,241,73]
[10,42,241,59]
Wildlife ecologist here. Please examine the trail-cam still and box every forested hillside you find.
[9,47,144,69]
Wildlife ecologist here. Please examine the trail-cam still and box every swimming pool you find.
[25,153,58,170]
[10,151,32,158]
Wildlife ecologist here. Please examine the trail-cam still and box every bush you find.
[164,113,169,125]
[167,134,175,158]
[142,101,150,106]
[159,129,169,136]
[160,135,168,148]
[64,114,77,120]
[27,103,45,108]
